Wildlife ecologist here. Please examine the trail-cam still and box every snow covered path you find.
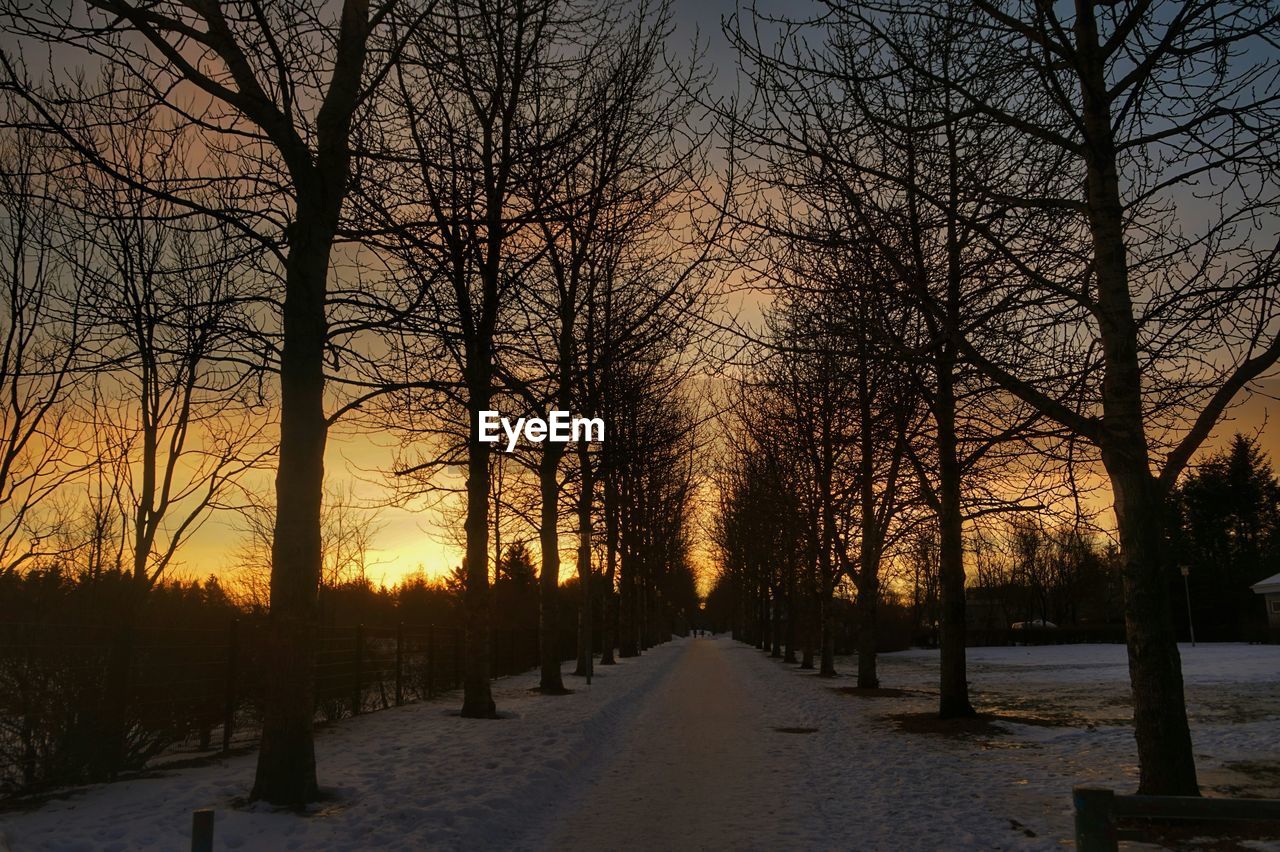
[543,636,1085,851]
[540,636,1280,852]
[544,637,827,850]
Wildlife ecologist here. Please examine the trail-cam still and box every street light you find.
[1180,564,1196,647]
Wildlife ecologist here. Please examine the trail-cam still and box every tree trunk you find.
[800,578,815,669]
[783,576,798,663]
[936,348,973,718]
[618,548,639,658]
[819,589,837,677]
[770,587,782,657]
[460,403,496,718]
[856,567,879,689]
[599,468,619,664]
[573,450,594,677]
[639,570,652,650]
[756,578,767,650]
[252,1,372,798]
[1074,0,1198,795]
[132,417,156,583]
[599,586,617,664]
[537,446,567,692]
[819,468,837,675]
[1106,454,1197,794]
[252,205,331,805]
[599,519,618,664]
[856,346,882,689]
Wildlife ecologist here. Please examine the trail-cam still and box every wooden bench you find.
[1074,785,1280,851]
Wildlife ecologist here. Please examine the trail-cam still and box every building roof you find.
[1251,572,1280,595]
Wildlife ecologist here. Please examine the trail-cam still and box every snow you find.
[884,643,1280,761]
[1,638,1277,851]
[895,641,1280,685]
[0,645,681,851]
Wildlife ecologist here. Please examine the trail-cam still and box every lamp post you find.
[1180,565,1196,647]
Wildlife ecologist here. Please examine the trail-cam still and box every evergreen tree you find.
[1172,435,1280,639]
[494,543,539,631]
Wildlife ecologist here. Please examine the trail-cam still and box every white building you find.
[1251,571,1280,628]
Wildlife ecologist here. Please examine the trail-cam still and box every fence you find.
[0,619,563,799]
[1073,785,1280,851]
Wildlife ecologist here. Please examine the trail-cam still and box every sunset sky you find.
[167,0,1280,591]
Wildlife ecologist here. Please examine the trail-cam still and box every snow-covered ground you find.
[0,637,1276,851]
[883,643,1280,800]
[0,643,682,851]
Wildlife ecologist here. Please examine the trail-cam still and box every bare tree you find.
[71,130,269,593]
[723,2,1068,718]
[604,353,701,656]
[710,422,805,655]
[837,0,1280,794]
[363,0,578,717]
[720,237,922,685]
[0,116,89,574]
[0,0,403,804]
[841,282,917,689]
[502,0,713,690]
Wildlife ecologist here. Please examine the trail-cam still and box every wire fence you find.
[0,619,566,799]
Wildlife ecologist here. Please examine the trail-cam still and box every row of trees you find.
[714,432,1280,708]
[0,0,711,805]
[2,0,1277,807]
[711,0,1280,798]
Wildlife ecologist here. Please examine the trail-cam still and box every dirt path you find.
[543,637,829,851]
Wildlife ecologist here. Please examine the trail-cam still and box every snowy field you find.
[0,637,1276,851]
[883,642,1280,799]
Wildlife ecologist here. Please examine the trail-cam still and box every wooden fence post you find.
[1073,786,1117,852]
[352,624,365,717]
[394,622,404,707]
[221,618,238,753]
[191,808,214,852]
